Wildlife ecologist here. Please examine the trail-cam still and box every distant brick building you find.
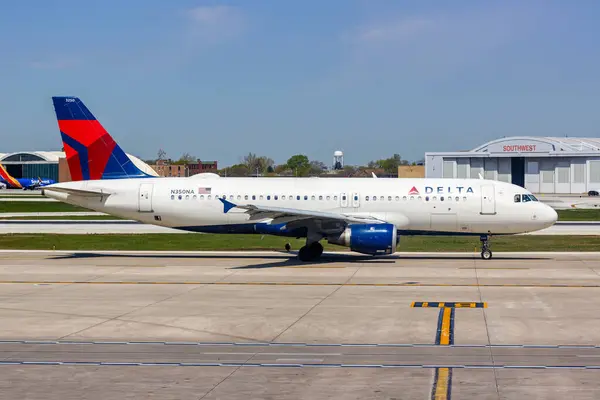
[188,160,218,175]
[151,159,218,177]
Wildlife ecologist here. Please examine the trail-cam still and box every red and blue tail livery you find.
[52,96,151,181]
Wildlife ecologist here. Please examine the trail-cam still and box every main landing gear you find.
[480,235,492,260]
[298,241,323,262]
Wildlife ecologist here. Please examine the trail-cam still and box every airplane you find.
[42,96,558,261]
[0,163,55,190]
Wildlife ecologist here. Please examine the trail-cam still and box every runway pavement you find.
[1,250,600,398]
[0,219,598,234]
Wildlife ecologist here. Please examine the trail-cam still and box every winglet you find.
[219,197,237,213]
[478,173,484,180]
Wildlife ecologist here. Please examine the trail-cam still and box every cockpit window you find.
[514,194,521,203]
[520,194,538,202]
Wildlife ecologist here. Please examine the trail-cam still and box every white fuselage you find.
[44,175,557,236]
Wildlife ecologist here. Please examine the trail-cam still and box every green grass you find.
[557,209,600,221]
[0,234,599,252]
[0,202,90,213]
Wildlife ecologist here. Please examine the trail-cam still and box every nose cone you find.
[539,204,558,228]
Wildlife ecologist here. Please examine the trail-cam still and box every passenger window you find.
[193,195,197,200]
[237,195,241,200]
[455,196,459,201]
[327,196,331,201]
[395,196,399,201]
[304,195,308,200]
[267,195,271,200]
[252,195,256,200]
[245,195,248,200]
[418,196,422,201]
[319,195,323,200]
[185,195,190,200]
[296,195,300,200]
[380,196,384,201]
[410,196,414,200]
[433,196,437,201]
[440,196,444,201]
[514,194,521,203]
[274,195,278,200]
[403,196,407,201]
[366,196,370,201]
[334,196,338,200]
[425,196,429,201]
[354,195,358,201]
[388,196,392,201]
[373,196,377,201]
[229,195,233,200]
[463,196,467,201]
[311,195,316,200]
[282,195,286,200]
[260,195,264,200]
[171,195,175,200]
[342,195,347,201]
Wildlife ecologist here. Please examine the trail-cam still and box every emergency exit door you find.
[138,183,154,212]
[480,185,496,215]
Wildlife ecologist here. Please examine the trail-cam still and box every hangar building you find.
[425,136,600,194]
[0,151,157,182]
[0,151,62,182]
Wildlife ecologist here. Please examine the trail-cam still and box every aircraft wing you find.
[219,198,386,228]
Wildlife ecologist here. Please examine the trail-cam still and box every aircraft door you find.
[352,192,360,208]
[480,184,496,215]
[340,192,348,208]
[138,183,153,212]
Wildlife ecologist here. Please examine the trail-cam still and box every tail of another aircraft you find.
[51,96,151,181]
[0,163,22,188]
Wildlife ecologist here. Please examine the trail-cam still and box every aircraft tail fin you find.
[51,96,151,181]
[0,163,22,188]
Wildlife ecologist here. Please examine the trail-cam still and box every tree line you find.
[145,150,422,177]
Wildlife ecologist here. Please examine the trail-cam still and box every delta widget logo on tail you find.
[408,186,474,195]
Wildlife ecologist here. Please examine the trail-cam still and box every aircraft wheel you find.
[310,242,323,258]
[298,246,311,261]
[298,242,323,261]
[481,249,492,260]
[284,243,291,252]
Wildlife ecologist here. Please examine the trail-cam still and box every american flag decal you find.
[198,187,211,194]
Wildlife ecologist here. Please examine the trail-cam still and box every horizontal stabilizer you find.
[42,186,111,198]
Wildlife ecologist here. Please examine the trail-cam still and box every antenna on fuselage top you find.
[478,173,484,179]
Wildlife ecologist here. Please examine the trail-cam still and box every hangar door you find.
[480,185,496,215]
[138,183,154,212]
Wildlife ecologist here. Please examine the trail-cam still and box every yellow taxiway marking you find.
[433,367,451,400]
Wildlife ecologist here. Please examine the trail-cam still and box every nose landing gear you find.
[480,235,492,260]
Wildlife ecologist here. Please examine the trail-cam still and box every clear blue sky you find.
[1,0,599,166]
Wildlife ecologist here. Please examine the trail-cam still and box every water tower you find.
[333,150,344,170]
